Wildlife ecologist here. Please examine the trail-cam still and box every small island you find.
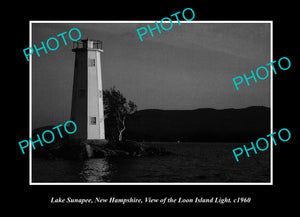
[32,87,171,160]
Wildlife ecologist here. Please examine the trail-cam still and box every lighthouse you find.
[70,39,106,144]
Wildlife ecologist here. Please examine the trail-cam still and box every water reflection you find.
[32,143,270,183]
[79,158,111,182]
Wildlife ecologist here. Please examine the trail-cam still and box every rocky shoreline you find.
[89,140,171,158]
[32,139,172,160]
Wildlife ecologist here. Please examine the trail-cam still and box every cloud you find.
[138,22,270,62]
[33,22,270,62]
[65,22,139,36]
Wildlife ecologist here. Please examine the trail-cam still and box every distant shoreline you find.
[143,141,250,145]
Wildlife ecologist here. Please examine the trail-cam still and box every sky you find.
[31,22,271,128]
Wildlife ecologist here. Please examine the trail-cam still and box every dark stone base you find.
[32,138,171,160]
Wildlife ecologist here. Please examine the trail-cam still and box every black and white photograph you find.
[30,21,271,184]
[9,4,298,210]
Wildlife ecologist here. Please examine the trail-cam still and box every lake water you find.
[32,142,270,183]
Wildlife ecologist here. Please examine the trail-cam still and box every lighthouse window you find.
[90,117,96,125]
[88,58,95,67]
[78,89,85,98]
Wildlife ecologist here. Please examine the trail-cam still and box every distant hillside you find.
[124,106,270,142]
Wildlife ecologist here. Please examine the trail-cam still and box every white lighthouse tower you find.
[71,39,106,144]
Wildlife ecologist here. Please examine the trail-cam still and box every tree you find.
[103,87,137,142]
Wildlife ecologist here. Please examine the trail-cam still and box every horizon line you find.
[139,105,270,111]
